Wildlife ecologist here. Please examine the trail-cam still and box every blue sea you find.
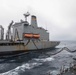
[0,41,76,75]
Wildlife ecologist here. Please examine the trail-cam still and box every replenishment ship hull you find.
[0,12,60,56]
[0,40,60,56]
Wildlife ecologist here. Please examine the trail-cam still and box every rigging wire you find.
[32,39,39,49]
[50,47,76,55]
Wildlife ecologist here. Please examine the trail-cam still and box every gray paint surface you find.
[0,14,60,53]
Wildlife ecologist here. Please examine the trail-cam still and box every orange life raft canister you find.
[33,34,40,38]
[24,34,40,38]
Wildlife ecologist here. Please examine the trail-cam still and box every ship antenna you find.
[23,12,30,21]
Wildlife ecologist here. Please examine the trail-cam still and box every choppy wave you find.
[34,57,54,62]
[49,70,59,75]
[0,41,76,75]
[0,56,54,75]
[0,62,42,75]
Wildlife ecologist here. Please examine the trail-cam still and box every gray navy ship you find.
[0,12,60,56]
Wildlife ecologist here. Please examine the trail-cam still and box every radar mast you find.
[23,12,30,21]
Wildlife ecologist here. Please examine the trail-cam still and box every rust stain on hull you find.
[15,45,28,51]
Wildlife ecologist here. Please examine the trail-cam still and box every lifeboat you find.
[24,33,40,38]
[24,34,33,38]
[33,34,40,38]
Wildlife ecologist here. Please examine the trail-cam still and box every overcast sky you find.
[0,0,76,41]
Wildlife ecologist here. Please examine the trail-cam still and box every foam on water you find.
[0,62,42,75]
[49,70,59,75]
[0,57,54,75]
[0,41,76,75]
[34,57,54,62]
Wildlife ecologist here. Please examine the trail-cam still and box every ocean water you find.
[0,41,76,75]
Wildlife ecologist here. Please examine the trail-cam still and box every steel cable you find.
[1,47,76,58]
[24,39,30,46]
[32,40,39,49]
[50,47,76,55]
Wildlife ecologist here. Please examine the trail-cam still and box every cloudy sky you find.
[0,0,76,41]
